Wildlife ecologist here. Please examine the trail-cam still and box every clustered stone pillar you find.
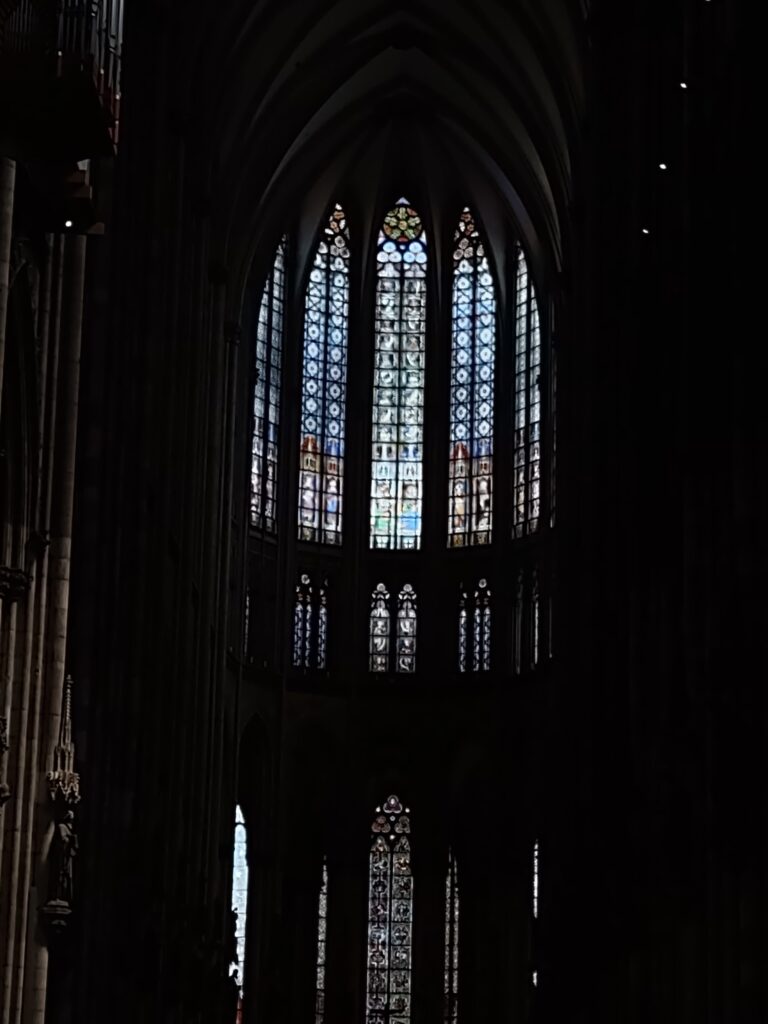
[0,224,87,1024]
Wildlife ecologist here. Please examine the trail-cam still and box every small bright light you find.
[659,162,668,170]
[642,228,650,235]
[680,81,688,89]
[64,220,73,228]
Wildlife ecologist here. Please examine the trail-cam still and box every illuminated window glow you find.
[251,239,286,531]
[315,859,328,1023]
[444,851,459,1022]
[231,806,249,1017]
[370,199,427,550]
[298,205,350,544]
[448,208,496,546]
[513,245,541,536]
[366,795,413,1024]
[459,578,491,672]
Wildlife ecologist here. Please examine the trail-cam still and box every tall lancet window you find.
[315,859,328,1024]
[448,208,496,546]
[231,806,249,1019]
[532,839,539,987]
[444,851,460,1023]
[251,238,286,531]
[396,584,417,673]
[369,583,391,673]
[512,244,542,537]
[458,579,491,672]
[366,795,413,1024]
[298,205,350,543]
[370,200,427,550]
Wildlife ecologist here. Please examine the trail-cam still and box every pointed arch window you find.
[292,573,328,670]
[396,584,417,673]
[532,838,539,987]
[366,796,413,1024]
[458,579,491,672]
[370,200,427,550]
[251,238,286,531]
[444,850,460,1022]
[513,244,542,537]
[448,208,496,546]
[298,205,350,544]
[369,583,391,673]
[231,806,249,1018]
[315,859,328,1024]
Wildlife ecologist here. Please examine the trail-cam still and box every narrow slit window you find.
[231,806,249,1019]
[315,859,328,1023]
[444,850,460,1022]
[251,238,286,531]
[512,245,541,537]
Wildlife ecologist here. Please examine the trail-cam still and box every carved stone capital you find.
[0,566,31,603]
[46,769,81,806]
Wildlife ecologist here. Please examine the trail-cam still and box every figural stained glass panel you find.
[444,851,459,1023]
[298,205,350,544]
[449,208,496,546]
[293,573,328,670]
[458,579,491,672]
[251,238,286,531]
[369,583,391,673]
[370,200,427,550]
[367,796,413,1024]
[396,584,417,673]
[513,245,542,536]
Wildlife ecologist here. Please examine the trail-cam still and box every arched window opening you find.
[315,858,328,1024]
[366,795,413,1024]
[512,244,541,538]
[231,806,249,1019]
[448,208,496,547]
[298,204,350,544]
[458,579,491,672]
[251,237,286,531]
[369,583,391,673]
[444,850,460,1022]
[370,199,427,551]
[292,573,329,670]
[396,583,417,673]
[513,570,524,675]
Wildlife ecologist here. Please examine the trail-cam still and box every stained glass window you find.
[251,238,286,531]
[532,839,539,988]
[369,583,391,673]
[396,584,417,673]
[370,199,427,550]
[448,208,496,546]
[513,570,524,676]
[512,244,541,537]
[444,851,459,1022]
[231,806,249,1018]
[530,570,540,670]
[293,573,329,670]
[298,205,350,544]
[458,579,491,672]
[315,859,328,1024]
[366,795,413,1024]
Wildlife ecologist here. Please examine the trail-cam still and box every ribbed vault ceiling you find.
[177,0,586,299]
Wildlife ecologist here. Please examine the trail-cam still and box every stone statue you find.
[49,810,78,905]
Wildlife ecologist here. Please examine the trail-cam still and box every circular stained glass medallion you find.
[382,203,423,245]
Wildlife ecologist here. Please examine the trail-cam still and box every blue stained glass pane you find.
[513,244,542,537]
[370,200,427,550]
[448,208,496,547]
[298,205,350,545]
[231,807,249,1006]
[251,239,286,531]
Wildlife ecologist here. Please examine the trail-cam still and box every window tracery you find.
[444,850,459,1022]
[458,579,491,672]
[366,795,413,1024]
[448,208,496,546]
[315,859,328,1023]
[370,200,427,550]
[293,573,329,670]
[298,204,350,544]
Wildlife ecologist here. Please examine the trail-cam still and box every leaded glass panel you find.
[366,796,413,1024]
[251,238,286,531]
[396,584,417,673]
[231,807,249,1014]
[293,573,328,670]
[449,208,495,546]
[369,583,391,672]
[315,859,328,1023]
[513,244,541,537]
[370,200,427,550]
[298,205,350,544]
[458,579,491,672]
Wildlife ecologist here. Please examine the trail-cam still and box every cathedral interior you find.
[0,1,760,1023]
